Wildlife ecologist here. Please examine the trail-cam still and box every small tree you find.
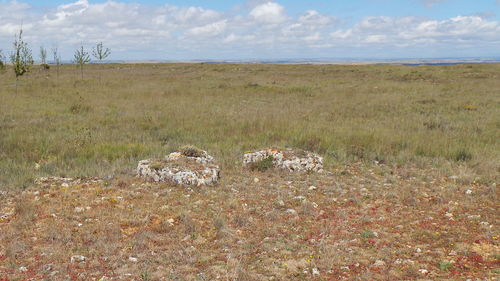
[52,46,61,82]
[39,46,49,70]
[92,42,110,82]
[92,42,111,63]
[10,28,34,94]
[73,45,90,80]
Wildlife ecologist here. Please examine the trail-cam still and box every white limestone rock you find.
[137,148,220,186]
[70,255,86,263]
[35,177,102,187]
[243,148,323,173]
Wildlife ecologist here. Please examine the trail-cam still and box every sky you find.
[0,0,499,61]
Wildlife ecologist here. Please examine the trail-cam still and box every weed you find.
[438,261,453,271]
[423,120,447,131]
[296,136,322,153]
[462,105,478,111]
[452,148,473,162]
[394,71,436,82]
[213,215,228,238]
[180,213,198,235]
[299,201,316,216]
[140,270,151,281]
[73,126,93,147]
[416,99,437,105]
[233,213,250,227]
[361,230,375,239]
[69,103,91,114]
[245,82,260,88]
[69,92,91,114]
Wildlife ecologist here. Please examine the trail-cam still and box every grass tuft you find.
[452,148,473,162]
[248,156,274,172]
[179,145,205,158]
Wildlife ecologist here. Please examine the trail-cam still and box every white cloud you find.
[299,10,333,26]
[331,15,500,46]
[365,34,387,43]
[0,1,498,60]
[249,2,287,24]
[185,20,227,37]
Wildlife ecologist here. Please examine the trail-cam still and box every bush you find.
[249,156,274,172]
[149,161,164,170]
[179,145,205,157]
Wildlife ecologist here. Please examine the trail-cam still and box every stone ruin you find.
[243,148,323,173]
[34,177,102,188]
[137,146,220,186]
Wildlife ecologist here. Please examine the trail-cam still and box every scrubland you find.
[0,63,498,280]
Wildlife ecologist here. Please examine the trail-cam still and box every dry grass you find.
[0,63,499,188]
[0,165,498,280]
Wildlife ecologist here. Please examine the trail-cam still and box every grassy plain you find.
[0,63,499,280]
[0,63,499,188]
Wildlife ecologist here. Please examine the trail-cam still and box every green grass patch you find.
[0,63,498,188]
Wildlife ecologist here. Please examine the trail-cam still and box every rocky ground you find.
[0,163,498,280]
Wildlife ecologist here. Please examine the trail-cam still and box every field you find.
[0,63,499,280]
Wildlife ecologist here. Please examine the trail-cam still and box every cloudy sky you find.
[0,0,499,61]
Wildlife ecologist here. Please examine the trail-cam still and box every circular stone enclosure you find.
[137,149,220,186]
[243,148,323,173]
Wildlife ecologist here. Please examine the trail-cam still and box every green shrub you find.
[249,156,274,172]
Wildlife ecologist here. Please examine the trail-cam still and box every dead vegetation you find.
[0,163,498,280]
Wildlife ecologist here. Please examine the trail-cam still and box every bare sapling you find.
[92,42,111,82]
[39,46,49,70]
[52,46,61,82]
[74,45,90,80]
[0,49,6,71]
